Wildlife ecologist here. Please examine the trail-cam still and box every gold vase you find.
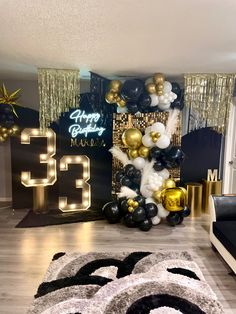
[186,183,202,218]
[202,180,222,213]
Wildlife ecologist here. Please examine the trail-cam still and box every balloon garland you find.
[105,73,183,114]
[102,110,190,231]
[0,84,20,142]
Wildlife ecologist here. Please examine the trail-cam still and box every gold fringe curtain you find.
[38,69,80,130]
[184,74,235,133]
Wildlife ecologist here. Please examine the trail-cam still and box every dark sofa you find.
[209,195,236,273]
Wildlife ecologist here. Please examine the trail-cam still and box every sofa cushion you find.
[213,221,236,259]
[212,196,236,221]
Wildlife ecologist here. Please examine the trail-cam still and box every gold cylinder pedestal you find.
[202,180,222,213]
[186,183,202,218]
[33,186,48,214]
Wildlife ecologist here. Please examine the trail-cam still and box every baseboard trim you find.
[0,197,12,201]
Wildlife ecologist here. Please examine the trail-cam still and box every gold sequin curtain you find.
[184,74,235,133]
[38,69,80,130]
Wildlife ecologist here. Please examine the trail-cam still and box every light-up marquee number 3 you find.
[20,128,91,212]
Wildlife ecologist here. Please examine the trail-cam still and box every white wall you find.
[0,78,90,200]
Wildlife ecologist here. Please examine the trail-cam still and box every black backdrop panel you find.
[180,127,223,183]
[11,94,113,210]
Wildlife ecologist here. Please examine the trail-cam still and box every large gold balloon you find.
[152,190,162,203]
[146,83,156,94]
[109,80,122,93]
[117,98,126,108]
[138,145,150,158]
[163,178,176,189]
[153,73,165,85]
[122,128,142,149]
[161,187,187,212]
[105,91,115,104]
[128,149,139,159]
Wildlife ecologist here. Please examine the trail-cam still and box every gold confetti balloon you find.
[161,187,187,212]
[122,128,143,149]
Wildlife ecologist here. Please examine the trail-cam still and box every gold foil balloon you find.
[153,73,165,85]
[146,83,156,94]
[161,187,187,212]
[110,80,122,93]
[138,145,150,158]
[117,98,126,108]
[152,190,162,203]
[122,128,143,149]
[128,149,139,159]
[163,178,176,189]
[105,91,115,104]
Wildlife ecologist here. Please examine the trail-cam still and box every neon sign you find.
[68,109,106,138]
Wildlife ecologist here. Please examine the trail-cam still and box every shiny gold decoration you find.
[138,145,150,158]
[186,183,202,218]
[33,186,48,213]
[117,98,126,108]
[38,68,80,130]
[7,129,13,135]
[112,112,182,194]
[146,83,156,94]
[153,73,165,85]
[105,91,116,104]
[150,131,161,143]
[12,125,19,134]
[0,136,5,142]
[114,94,121,103]
[110,80,122,93]
[128,206,134,213]
[1,127,7,133]
[156,84,164,91]
[202,179,222,213]
[127,198,139,213]
[161,187,187,212]
[127,199,133,206]
[128,149,139,159]
[2,133,8,139]
[184,74,236,134]
[152,190,162,203]
[0,83,21,117]
[122,128,143,149]
[163,178,176,189]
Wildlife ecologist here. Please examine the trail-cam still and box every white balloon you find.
[159,95,164,102]
[157,168,170,180]
[150,122,165,134]
[145,126,152,134]
[150,94,159,107]
[172,92,177,100]
[117,106,128,113]
[163,81,172,93]
[141,185,153,198]
[145,197,156,204]
[156,134,170,149]
[133,157,146,170]
[157,203,169,218]
[158,102,171,111]
[142,134,154,147]
[151,215,161,225]
[145,77,153,85]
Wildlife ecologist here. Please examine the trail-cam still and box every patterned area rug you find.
[28,251,223,314]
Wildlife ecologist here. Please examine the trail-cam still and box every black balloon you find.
[124,164,136,177]
[102,201,121,224]
[171,99,184,111]
[126,102,139,114]
[145,203,158,218]
[150,147,162,160]
[134,195,146,207]
[181,206,191,217]
[166,213,181,226]
[134,169,141,179]
[171,82,181,97]
[161,146,185,169]
[153,161,165,172]
[139,218,152,231]
[132,206,146,222]
[120,199,129,215]
[138,93,151,111]
[115,170,124,182]
[123,213,137,228]
[121,79,144,101]
[120,176,132,187]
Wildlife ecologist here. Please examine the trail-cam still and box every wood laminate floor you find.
[0,207,235,314]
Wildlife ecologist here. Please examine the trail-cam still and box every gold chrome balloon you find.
[156,84,164,91]
[0,136,5,142]
[163,178,176,189]
[2,133,8,139]
[122,128,143,149]
[12,125,19,134]
[138,145,150,158]
[7,128,13,135]
[128,206,134,213]
[109,80,122,93]
[133,201,139,208]
[127,199,133,206]
[146,83,156,94]
[153,73,165,85]
[152,190,162,203]
[157,90,164,96]
[105,91,115,104]
[150,131,161,143]
[161,187,187,212]
[128,149,139,159]
[117,98,126,108]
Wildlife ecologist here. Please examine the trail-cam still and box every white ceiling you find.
[1,0,236,80]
